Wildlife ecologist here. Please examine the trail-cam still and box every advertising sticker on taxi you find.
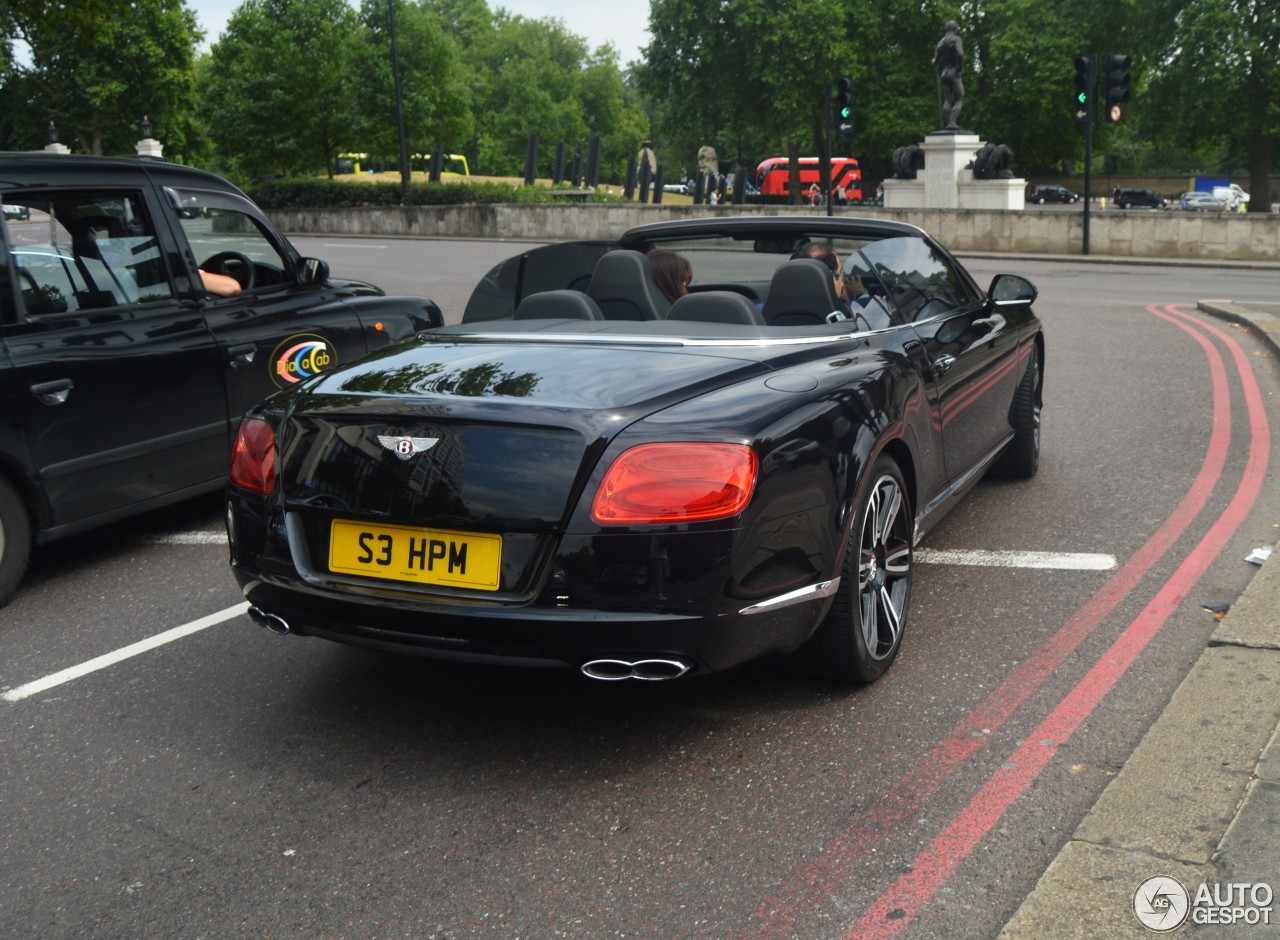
[329,520,502,590]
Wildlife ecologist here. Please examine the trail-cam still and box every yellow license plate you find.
[328,519,502,590]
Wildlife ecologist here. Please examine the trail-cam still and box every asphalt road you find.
[3,241,1279,939]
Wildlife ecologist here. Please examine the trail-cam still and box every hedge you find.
[245,178,621,210]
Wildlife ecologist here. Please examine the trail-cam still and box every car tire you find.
[1037,197,1045,204]
[0,476,33,608]
[1121,201,1131,209]
[995,348,1042,479]
[787,454,912,683]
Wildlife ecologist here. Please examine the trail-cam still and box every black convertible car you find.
[228,217,1043,683]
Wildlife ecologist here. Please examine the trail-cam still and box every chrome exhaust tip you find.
[248,606,292,635]
[580,658,694,681]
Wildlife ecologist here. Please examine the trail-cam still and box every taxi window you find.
[5,192,173,316]
[167,188,292,287]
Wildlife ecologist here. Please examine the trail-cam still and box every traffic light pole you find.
[823,82,834,218]
[1074,54,1096,256]
[1082,99,1092,256]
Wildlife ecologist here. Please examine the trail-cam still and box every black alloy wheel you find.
[789,454,912,683]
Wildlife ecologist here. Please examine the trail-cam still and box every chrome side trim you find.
[739,577,840,616]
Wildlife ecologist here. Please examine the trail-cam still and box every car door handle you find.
[931,354,957,376]
[228,343,257,367]
[31,378,74,406]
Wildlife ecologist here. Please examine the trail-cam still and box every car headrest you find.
[761,258,843,326]
[513,289,604,321]
[586,250,671,321]
[666,291,764,326]
[73,214,127,240]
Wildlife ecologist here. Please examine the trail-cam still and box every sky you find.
[188,0,652,66]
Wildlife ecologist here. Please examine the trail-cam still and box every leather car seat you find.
[586,250,671,321]
[513,289,605,320]
[666,291,764,325]
[761,258,844,326]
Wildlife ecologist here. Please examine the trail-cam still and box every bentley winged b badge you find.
[376,435,440,460]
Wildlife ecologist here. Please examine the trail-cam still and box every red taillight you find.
[591,443,758,525]
[229,417,277,495]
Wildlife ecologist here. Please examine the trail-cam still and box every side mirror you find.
[987,273,1037,307]
[298,257,329,285]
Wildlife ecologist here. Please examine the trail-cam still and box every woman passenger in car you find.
[648,249,692,304]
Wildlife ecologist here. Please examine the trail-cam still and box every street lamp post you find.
[388,0,410,204]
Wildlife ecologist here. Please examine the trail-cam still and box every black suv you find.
[1112,187,1168,210]
[0,153,442,604]
[1025,183,1079,204]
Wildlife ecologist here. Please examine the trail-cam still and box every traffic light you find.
[1106,54,1131,122]
[836,76,853,134]
[1073,55,1092,124]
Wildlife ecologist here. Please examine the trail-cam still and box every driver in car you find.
[200,268,242,296]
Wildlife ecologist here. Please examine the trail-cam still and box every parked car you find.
[1112,187,1168,209]
[0,153,443,605]
[1180,191,1228,211]
[1025,183,1079,204]
[2,202,31,221]
[228,216,1044,684]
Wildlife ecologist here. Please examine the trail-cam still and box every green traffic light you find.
[840,106,851,118]
[1076,91,1087,104]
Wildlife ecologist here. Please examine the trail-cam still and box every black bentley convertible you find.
[227,216,1042,683]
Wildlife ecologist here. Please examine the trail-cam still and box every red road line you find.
[742,305,1241,938]
[848,305,1269,937]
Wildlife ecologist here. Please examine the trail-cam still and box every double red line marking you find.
[744,305,1271,939]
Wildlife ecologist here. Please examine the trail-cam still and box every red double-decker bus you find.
[755,157,862,202]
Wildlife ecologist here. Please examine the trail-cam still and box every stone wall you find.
[266,204,1279,262]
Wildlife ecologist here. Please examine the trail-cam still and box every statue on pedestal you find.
[933,21,966,131]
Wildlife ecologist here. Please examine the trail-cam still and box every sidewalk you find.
[999,298,1280,937]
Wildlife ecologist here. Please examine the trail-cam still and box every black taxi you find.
[0,153,442,605]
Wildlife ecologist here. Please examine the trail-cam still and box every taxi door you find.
[0,187,229,534]
[162,187,373,423]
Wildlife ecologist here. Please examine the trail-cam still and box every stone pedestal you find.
[44,143,71,155]
[882,131,1025,211]
[136,137,164,158]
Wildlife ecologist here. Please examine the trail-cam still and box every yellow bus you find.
[337,153,471,177]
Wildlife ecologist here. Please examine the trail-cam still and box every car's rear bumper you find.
[235,572,829,677]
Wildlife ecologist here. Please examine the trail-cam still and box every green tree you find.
[353,0,474,163]
[458,11,648,180]
[199,0,361,179]
[1,0,202,158]
[639,0,942,193]
[1143,0,1277,210]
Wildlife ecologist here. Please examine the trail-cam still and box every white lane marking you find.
[2,603,250,703]
[144,531,226,545]
[320,243,385,249]
[916,549,1116,570]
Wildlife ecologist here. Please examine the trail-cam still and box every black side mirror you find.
[987,273,1037,307]
[298,257,329,285]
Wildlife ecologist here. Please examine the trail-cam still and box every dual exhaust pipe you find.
[249,607,693,681]
[248,606,291,635]
[580,658,693,681]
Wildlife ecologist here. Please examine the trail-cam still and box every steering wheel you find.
[201,251,256,290]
